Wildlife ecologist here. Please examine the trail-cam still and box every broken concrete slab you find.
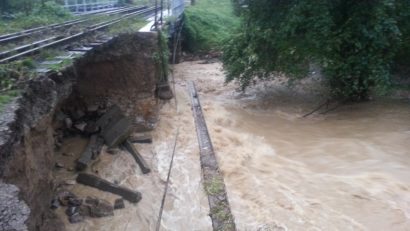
[123,140,151,174]
[76,135,103,171]
[82,197,114,218]
[76,173,142,203]
[101,116,133,147]
[96,105,122,131]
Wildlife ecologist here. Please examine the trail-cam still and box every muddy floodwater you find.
[175,61,410,231]
[57,61,410,231]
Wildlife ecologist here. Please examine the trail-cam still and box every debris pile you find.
[52,104,153,224]
[52,189,125,224]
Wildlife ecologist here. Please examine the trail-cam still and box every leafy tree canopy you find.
[223,0,409,101]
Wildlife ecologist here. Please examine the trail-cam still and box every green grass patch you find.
[182,0,239,52]
[204,175,224,196]
[0,90,20,112]
[108,17,147,35]
[0,2,73,34]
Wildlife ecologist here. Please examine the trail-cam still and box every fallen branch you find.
[302,99,330,118]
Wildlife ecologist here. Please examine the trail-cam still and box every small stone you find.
[68,198,82,207]
[64,180,76,185]
[64,118,73,129]
[57,191,76,206]
[62,152,74,157]
[55,162,64,168]
[65,206,79,216]
[68,213,84,224]
[50,198,60,209]
[74,122,87,132]
[67,167,75,172]
[114,198,125,210]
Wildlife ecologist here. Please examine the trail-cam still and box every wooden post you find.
[123,140,151,174]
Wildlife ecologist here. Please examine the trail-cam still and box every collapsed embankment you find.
[0,32,161,231]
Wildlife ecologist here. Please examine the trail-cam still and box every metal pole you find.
[154,0,158,30]
[160,0,164,25]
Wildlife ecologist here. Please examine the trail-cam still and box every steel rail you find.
[0,6,148,44]
[0,36,61,59]
[0,7,158,64]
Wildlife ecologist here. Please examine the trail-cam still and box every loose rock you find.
[74,122,87,132]
[55,162,64,168]
[64,118,73,129]
[114,198,125,210]
[83,196,114,218]
[65,206,79,217]
[50,198,60,209]
[57,190,77,206]
[68,213,84,224]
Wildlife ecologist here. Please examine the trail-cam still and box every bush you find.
[223,0,407,101]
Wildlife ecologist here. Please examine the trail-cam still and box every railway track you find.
[0,6,158,64]
[0,5,148,45]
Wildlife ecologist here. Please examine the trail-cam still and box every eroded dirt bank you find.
[0,32,161,230]
[173,61,410,231]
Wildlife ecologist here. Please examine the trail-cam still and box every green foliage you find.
[0,58,36,91]
[223,0,407,101]
[393,0,410,76]
[182,0,239,52]
[153,30,170,82]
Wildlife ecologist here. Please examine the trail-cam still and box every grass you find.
[0,90,20,112]
[0,2,73,34]
[108,17,147,35]
[209,201,235,230]
[204,175,224,196]
[182,0,240,52]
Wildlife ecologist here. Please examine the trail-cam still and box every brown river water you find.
[57,61,410,231]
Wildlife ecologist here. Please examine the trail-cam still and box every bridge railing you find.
[63,0,119,13]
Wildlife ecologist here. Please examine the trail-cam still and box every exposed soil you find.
[0,32,161,231]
